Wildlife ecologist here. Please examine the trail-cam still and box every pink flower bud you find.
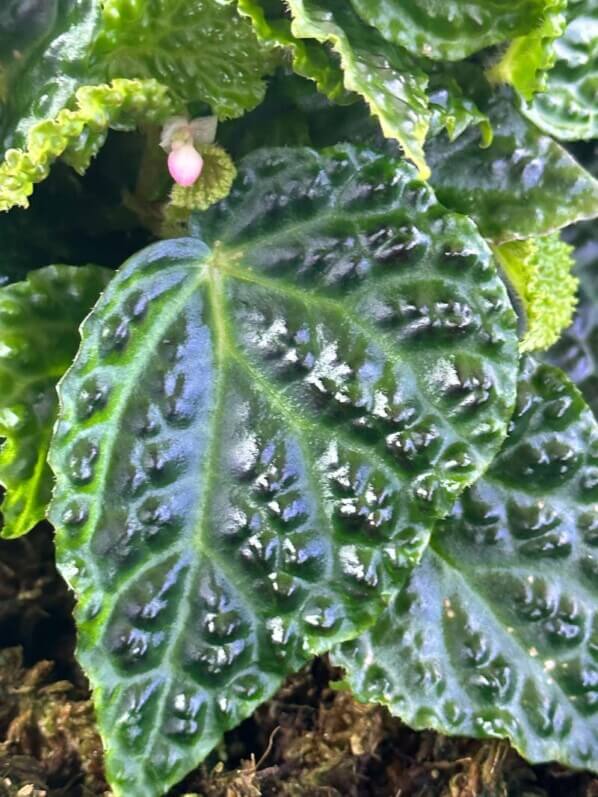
[168,143,204,187]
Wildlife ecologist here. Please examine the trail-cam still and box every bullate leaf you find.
[94,0,278,119]
[346,0,549,61]
[334,357,598,773]
[0,264,111,539]
[286,0,432,177]
[521,0,598,140]
[48,146,519,797]
[494,233,577,352]
[427,91,598,243]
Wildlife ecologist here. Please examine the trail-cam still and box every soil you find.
[1,525,597,797]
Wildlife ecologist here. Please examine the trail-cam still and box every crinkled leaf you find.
[94,0,278,120]
[545,221,598,415]
[487,0,567,100]
[347,0,549,61]
[427,91,598,243]
[287,0,432,177]
[521,0,598,140]
[0,78,178,212]
[494,233,577,352]
[0,265,111,539]
[238,0,353,104]
[49,145,519,797]
[0,0,101,152]
[334,356,598,773]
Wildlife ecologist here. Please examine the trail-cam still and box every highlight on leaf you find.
[0,78,179,212]
[0,264,111,539]
[333,356,598,773]
[494,233,578,352]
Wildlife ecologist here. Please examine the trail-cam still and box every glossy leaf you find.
[545,222,598,415]
[487,0,567,100]
[0,0,101,153]
[94,0,278,120]
[49,146,519,797]
[427,91,598,243]
[335,357,598,773]
[287,0,432,177]
[0,265,111,539]
[0,78,178,212]
[521,0,598,140]
[494,233,577,352]
[346,0,549,61]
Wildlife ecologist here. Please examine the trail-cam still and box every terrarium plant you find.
[0,1,597,795]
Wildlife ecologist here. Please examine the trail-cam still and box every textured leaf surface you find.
[0,265,111,539]
[546,222,598,415]
[334,357,598,773]
[0,0,101,152]
[521,0,598,140]
[287,0,431,177]
[49,146,519,797]
[0,78,177,212]
[346,0,548,61]
[238,0,353,105]
[427,91,598,242]
[487,0,566,100]
[94,0,277,119]
[494,233,577,352]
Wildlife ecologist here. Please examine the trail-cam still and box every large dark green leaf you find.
[427,91,598,242]
[521,0,598,140]
[49,146,519,797]
[346,0,549,61]
[0,0,101,152]
[0,265,111,539]
[335,357,598,772]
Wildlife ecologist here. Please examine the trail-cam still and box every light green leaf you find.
[347,0,550,61]
[161,144,238,238]
[287,0,432,177]
[487,0,567,100]
[494,233,577,352]
[238,0,353,105]
[521,0,598,140]
[334,356,598,773]
[49,145,519,797]
[0,0,101,152]
[94,0,278,119]
[0,78,178,212]
[427,91,598,243]
[0,264,111,539]
[545,221,598,416]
